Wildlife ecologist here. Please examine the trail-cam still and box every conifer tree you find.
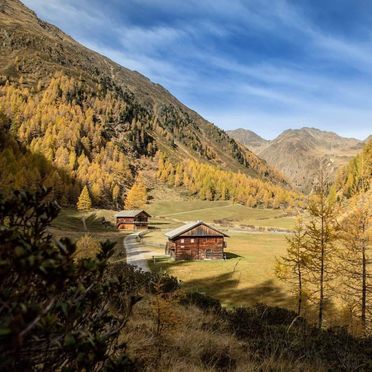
[339,191,371,332]
[305,170,338,329]
[77,185,92,210]
[112,184,120,210]
[275,217,308,316]
[125,178,147,209]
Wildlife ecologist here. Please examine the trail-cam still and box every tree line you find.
[276,166,371,335]
[0,72,287,210]
[332,139,372,199]
[157,152,304,209]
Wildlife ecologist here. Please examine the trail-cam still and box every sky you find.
[23,0,372,140]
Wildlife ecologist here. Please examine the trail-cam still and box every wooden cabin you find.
[165,221,228,261]
[115,210,151,230]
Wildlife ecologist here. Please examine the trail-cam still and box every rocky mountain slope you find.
[227,128,269,153]
[228,127,364,193]
[0,0,286,188]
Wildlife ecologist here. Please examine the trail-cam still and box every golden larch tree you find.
[77,185,92,211]
[275,217,309,316]
[124,178,147,209]
[338,191,371,333]
[305,169,338,329]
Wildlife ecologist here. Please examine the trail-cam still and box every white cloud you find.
[21,0,372,139]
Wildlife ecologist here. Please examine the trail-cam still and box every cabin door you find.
[206,249,212,259]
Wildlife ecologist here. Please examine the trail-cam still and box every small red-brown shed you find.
[115,210,151,230]
[165,221,228,260]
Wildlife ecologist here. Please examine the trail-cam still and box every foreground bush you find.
[0,188,178,370]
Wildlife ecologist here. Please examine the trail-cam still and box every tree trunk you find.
[361,245,367,329]
[318,200,325,329]
[298,265,302,316]
[318,247,324,329]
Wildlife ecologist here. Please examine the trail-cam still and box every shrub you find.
[75,233,101,258]
[0,188,178,370]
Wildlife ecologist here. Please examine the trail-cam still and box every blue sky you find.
[23,0,372,139]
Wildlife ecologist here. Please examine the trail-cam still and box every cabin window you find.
[190,239,195,243]
[180,239,185,243]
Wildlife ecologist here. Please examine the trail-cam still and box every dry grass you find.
[122,296,322,371]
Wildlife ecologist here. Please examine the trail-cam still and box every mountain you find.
[0,0,289,206]
[228,127,364,193]
[226,128,269,153]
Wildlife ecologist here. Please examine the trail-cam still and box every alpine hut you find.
[165,221,228,260]
[115,210,151,230]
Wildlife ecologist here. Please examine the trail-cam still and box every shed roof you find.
[115,210,151,218]
[165,221,229,239]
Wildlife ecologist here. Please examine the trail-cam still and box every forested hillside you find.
[0,0,290,209]
[157,154,303,208]
[332,140,372,199]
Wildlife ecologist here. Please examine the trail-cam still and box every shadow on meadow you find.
[185,274,292,308]
[152,256,292,308]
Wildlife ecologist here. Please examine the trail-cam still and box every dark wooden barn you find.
[115,210,151,230]
[165,221,228,260]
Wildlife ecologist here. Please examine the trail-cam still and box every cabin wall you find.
[116,216,148,230]
[165,241,176,258]
[171,236,225,260]
[117,222,136,230]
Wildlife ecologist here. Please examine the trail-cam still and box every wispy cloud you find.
[22,0,372,140]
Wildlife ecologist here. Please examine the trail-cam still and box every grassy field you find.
[49,208,128,259]
[147,231,290,308]
[51,201,296,308]
[143,199,297,308]
[147,200,298,230]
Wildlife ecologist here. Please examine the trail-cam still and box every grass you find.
[49,208,128,258]
[148,200,299,230]
[122,297,328,371]
[51,201,296,308]
[147,199,231,217]
[143,199,299,308]
[148,231,291,308]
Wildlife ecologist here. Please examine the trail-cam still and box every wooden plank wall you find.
[172,236,224,260]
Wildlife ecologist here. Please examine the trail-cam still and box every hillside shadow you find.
[185,273,292,308]
[153,256,292,308]
[85,213,116,231]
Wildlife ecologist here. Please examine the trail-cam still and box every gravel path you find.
[123,232,150,272]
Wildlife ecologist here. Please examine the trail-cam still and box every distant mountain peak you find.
[227,126,364,193]
[226,128,269,153]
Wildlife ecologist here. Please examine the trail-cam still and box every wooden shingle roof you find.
[115,210,151,218]
[165,221,229,239]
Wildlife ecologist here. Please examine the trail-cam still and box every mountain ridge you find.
[227,127,365,192]
[226,128,269,153]
[0,0,293,209]
[0,0,289,187]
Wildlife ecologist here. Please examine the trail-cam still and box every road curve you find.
[123,232,150,272]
